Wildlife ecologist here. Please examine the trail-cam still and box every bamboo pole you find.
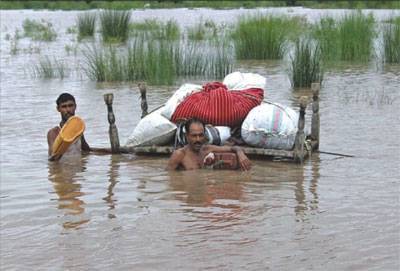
[103,93,120,153]
[138,82,148,118]
[293,96,308,163]
[311,82,320,150]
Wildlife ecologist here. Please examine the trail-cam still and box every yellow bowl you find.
[52,116,85,156]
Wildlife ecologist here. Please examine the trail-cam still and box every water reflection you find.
[168,170,252,228]
[102,155,121,219]
[48,156,89,229]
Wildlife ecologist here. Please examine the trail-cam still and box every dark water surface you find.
[1,8,399,271]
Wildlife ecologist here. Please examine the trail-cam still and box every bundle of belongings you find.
[125,72,301,151]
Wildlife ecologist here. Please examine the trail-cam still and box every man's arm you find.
[166,149,185,170]
[81,134,113,154]
[205,145,252,171]
[47,128,61,161]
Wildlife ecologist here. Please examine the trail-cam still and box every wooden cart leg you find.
[138,82,148,119]
[294,96,308,163]
[104,93,120,153]
[311,82,320,150]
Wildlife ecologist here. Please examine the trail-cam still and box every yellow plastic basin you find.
[52,116,85,156]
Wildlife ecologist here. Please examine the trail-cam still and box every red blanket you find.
[171,82,264,127]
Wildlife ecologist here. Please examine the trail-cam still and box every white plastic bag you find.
[125,107,177,147]
[223,71,266,91]
[241,102,298,150]
[160,83,202,120]
[205,125,231,145]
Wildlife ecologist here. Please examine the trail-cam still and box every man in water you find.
[47,93,90,161]
[167,118,252,171]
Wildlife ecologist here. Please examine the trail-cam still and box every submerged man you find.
[167,118,252,171]
[47,93,90,161]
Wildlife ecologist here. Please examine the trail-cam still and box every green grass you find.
[2,1,398,10]
[100,10,131,43]
[22,19,57,41]
[290,38,323,89]
[77,11,96,40]
[313,11,376,62]
[129,19,180,41]
[82,37,234,85]
[232,15,304,60]
[382,17,400,64]
[32,56,68,79]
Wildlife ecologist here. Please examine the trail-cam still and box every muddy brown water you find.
[1,8,399,271]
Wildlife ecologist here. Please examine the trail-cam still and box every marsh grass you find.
[82,37,234,85]
[233,15,303,60]
[130,19,180,40]
[32,56,68,79]
[382,17,400,63]
[77,12,96,40]
[313,12,375,62]
[22,19,57,41]
[290,38,323,88]
[100,10,131,43]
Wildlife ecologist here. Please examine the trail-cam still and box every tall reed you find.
[233,15,301,60]
[77,11,96,40]
[130,19,180,41]
[382,17,400,63]
[100,9,131,43]
[22,19,57,41]
[313,12,375,62]
[290,38,323,89]
[32,56,68,79]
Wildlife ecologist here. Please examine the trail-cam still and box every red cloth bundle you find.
[171,82,264,127]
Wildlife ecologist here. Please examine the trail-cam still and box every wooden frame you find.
[105,82,321,163]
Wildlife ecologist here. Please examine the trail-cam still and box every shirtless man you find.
[167,118,252,171]
[47,93,90,161]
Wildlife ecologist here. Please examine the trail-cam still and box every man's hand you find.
[232,146,251,171]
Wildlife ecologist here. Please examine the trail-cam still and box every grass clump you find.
[100,9,131,43]
[313,12,375,62]
[290,38,323,89]
[232,15,302,60]
[382,17,400,64]
[77,11,96,40]
[130,19,180,41]
[22,19,57,41]
[32,56,68,79]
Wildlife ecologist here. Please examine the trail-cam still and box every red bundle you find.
[171,82,264,127]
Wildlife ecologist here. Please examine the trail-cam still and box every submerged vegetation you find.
[100,10,131,43]
[290,38,323,88]
[382,17,400,63]
[8,8,396,86]
[233,15,304,60]
[22,19,57,41]
[313,12,376,62]
[77,12,96,40]
[32,56,68,79]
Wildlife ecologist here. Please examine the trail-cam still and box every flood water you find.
[1,8,400,271]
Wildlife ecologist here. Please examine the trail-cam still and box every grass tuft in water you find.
[22,19,57,41]
[232,15,303,60]
[290,38,323,89]
[382,17,400,64]
[32,56,68,79]
[77,11,96,40]
[100,9,131,43]
[130,19,180,41]
[313,11,375,62]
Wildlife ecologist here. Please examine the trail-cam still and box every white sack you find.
[125,107,177,147]
[205,126,231,145]
[223,71,266,91]
[161,83,202,120]
[241,102,298,150]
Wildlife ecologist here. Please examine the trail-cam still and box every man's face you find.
[186,123,206,152]
[57,100,76,122]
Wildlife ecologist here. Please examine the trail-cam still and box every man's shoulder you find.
[47,126,60,137]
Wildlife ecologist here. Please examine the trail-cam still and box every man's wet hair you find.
[56,93,76,106]
[184,118,205,134]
